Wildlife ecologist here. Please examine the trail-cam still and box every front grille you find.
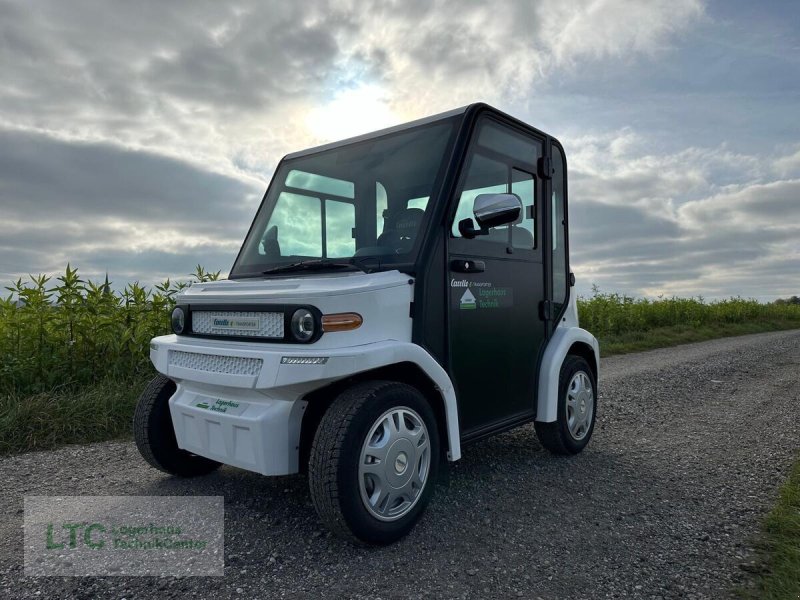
[191,310,284,338]
[169,350,263,376]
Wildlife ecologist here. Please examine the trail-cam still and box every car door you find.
[447,116,547,438]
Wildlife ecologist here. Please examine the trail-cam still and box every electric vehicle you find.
[134,103,599,545]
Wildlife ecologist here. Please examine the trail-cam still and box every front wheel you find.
[535,355,597,455]
[308,381,439,545]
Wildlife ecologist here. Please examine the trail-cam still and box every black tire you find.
[308,380,440,545]
[133,374,221,477]
[535,355,597,455]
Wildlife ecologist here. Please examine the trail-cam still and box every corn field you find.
[1,267,799,398]
[0,265,220,396]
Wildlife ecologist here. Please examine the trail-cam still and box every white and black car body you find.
[139,103,600,544]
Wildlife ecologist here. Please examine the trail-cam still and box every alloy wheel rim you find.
[566,371,594,441]
[358,407,430,522]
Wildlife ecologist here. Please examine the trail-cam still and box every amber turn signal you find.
[321,312,363,332]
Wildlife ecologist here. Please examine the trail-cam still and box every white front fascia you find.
[535,293,600,423]
[150,271,462,475]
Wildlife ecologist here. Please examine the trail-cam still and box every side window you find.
[407,196,429,210]
[285,170,354,198]
[511,169,535,248]
[262,170,356,259]
[552,145,568,311]
[265,192,322,257]
[450,120,539,250]
[450,154,507,237]
[376,182,388,237]
[262,189,355,258]
[378,189,429,234]
[325,200,355,258]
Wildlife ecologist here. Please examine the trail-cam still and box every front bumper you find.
[168,386,304,475]
[148,334,461,474]
[150,334,365,476]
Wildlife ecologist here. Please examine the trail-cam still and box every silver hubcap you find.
[358,407,430,522]
[566,371,594,441]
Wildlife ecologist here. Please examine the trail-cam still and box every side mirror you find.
[473,193,522,230]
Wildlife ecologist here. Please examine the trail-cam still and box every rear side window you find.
[551,145,568,312]
[376,182,388,238]
[261,189,356,259]
[285,170,354,198]
[325,199,356,257]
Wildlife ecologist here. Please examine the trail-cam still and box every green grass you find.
[742,457,800,599]
[0,374,149,455]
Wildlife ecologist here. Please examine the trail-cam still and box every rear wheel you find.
[535,355,596,455]
[308,381,439,545]
[133,374,221,477]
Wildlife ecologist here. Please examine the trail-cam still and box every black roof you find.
[283,103,558,162]
[283,105,469,160]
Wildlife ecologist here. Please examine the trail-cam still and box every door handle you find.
[450,259,485,273]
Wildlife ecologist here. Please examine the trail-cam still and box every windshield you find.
[230,118,458,277]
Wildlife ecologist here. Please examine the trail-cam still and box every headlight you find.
[290,308,316,342]
[171,307,185,334]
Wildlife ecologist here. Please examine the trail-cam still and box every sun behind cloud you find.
[306,85,398,142]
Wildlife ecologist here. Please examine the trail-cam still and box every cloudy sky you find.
[0,0,798,299]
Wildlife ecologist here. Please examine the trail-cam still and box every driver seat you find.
[377,207,425,253]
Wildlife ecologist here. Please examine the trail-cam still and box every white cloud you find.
[569,133,800,299]
[774,147,800,177]
[542,0,704,66]
[0,0,707,176]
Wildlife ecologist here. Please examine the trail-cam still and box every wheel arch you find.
[536,326,600,423]
[567,341,598,383]
[299,361,460,472]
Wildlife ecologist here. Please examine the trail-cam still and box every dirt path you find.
[1,329,799,599]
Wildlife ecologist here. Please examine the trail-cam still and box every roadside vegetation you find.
[0,265,220,454]
[741,457,800,599]
[1,268,799,454]
[580,288,800,356]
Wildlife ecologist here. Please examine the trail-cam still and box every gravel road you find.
[1,329,799,599]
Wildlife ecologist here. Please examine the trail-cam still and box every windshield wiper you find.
[262,259,369,275]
